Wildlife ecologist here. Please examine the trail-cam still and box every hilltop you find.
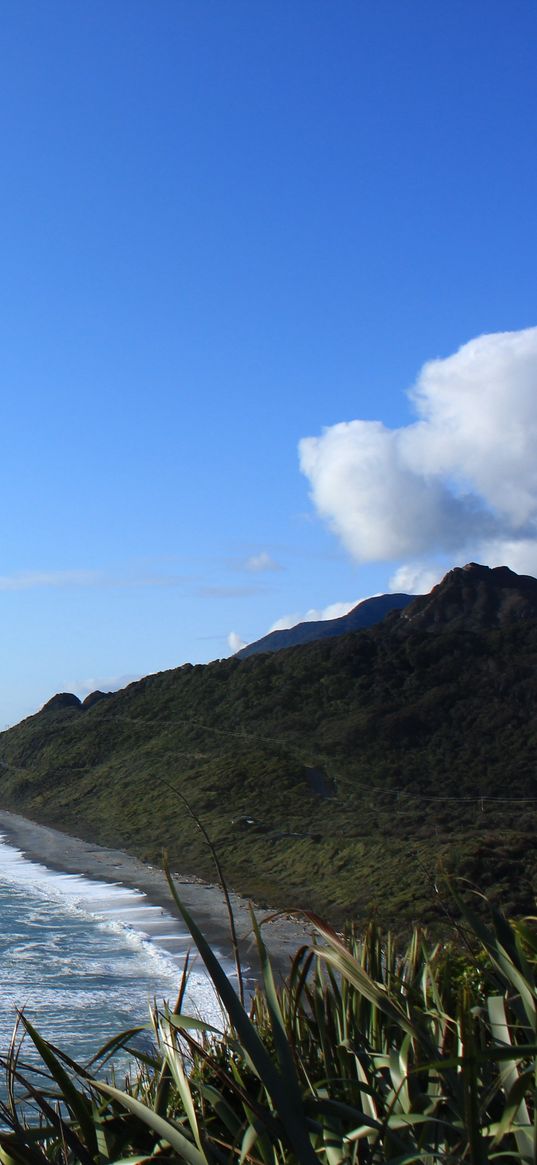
[0,562,536,929]
[400,562,537,631]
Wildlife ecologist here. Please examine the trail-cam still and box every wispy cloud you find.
[0,562,279,600]
[0,568,193,592]
[226,550,283,573]
[244,551,282,573]
[198,584,268,599]
[227,631,247,653]
[0,570,105,591]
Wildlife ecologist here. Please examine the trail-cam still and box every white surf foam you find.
[0,834,229,1039]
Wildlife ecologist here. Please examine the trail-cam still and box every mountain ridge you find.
[1,561,537,929]
[236,592,416,658]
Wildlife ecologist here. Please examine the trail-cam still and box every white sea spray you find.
[0,836,225,1073]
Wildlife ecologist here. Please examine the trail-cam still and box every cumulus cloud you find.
[388,563,443,594]
[299,326,537,578]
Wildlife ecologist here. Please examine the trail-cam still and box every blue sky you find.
[1,0,536,726]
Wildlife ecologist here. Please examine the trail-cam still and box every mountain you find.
[399,562,537,633]
[1,562,536,929]
[236,592,416,658]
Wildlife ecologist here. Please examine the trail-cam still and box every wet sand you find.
[0,810,313,981]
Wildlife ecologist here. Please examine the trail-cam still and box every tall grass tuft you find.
[0,879,536,1163]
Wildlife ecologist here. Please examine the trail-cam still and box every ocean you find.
[0,833,225,1084]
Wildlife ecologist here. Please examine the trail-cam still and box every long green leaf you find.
[20,1017,98,1157]
[166,1014,223,1037]
[164,858,319,1165]
[250,910,306,1113]
[92,1080,209,1165]
[488,995,534,1161]
[158,1016,204,1155]
[449,884,536,1033]
[0,1063,95,1165]
[306,921,422,1043]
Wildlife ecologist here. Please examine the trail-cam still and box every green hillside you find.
[1,572,537,929]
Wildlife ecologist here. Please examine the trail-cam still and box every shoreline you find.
[0,810,313,981]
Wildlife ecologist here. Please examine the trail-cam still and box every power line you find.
[2,711,537,806]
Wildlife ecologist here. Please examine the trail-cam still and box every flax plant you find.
[0,880,536,1164]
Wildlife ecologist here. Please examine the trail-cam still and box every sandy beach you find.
[0,809,313,982]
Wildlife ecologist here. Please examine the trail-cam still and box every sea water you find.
[0,834,226,1084]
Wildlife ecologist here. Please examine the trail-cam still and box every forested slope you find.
[1,563,536,928]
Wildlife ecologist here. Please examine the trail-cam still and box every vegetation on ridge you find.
[0,594,537,925]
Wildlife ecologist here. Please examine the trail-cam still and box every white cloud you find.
[268,598,362,633]
[244,551,281,573]
[299,326,537,578]
[228,631,247,653]
[469,538,537,580]
[388,563,443,594]
[0,570,104,591]
[228,600,362,651]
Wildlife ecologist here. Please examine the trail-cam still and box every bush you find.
[1,877,537,1163]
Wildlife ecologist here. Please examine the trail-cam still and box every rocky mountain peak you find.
[399,562,537,633]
